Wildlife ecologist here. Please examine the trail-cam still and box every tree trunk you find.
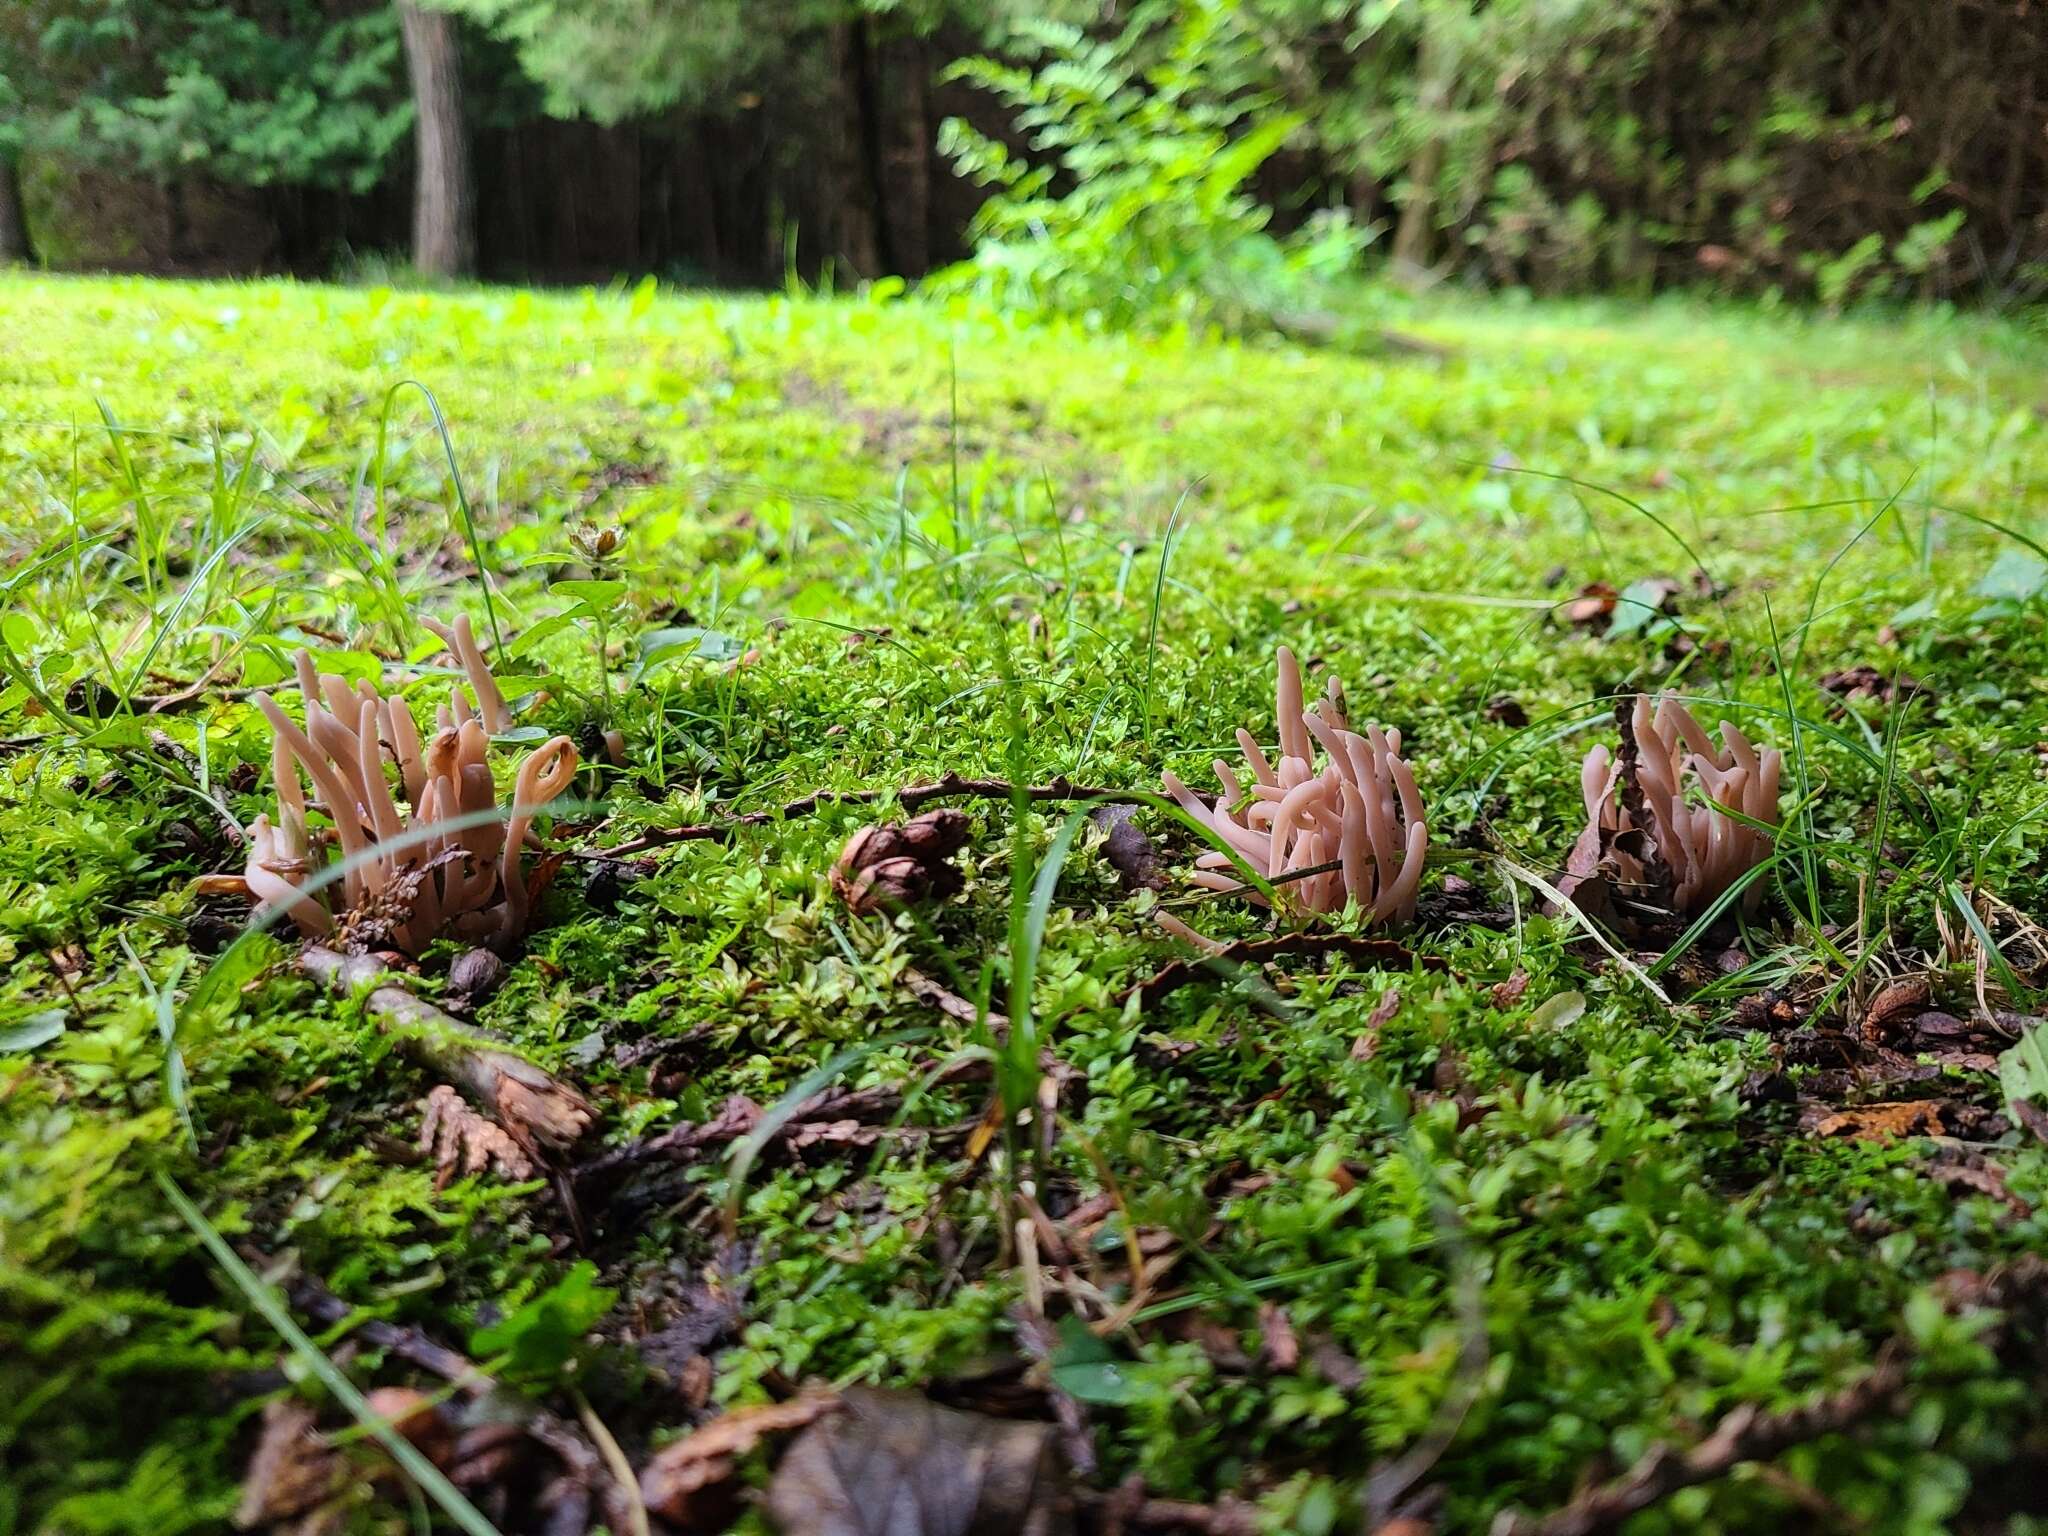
[825,22,882,278]
[0,153,34,265]
[398,2,475,278]
[1390,23,1452,275]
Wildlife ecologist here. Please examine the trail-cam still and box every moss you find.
[3,273,2047,1532]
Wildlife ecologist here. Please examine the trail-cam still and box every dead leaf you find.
[362,1388,457,1470]
[1810,1101,1948,1141]
[523,848,570,909]
[765,1387,1069,1536]
[1306,1334,1365,1391]
[1564,581,1619,629]
[1859,977,1932,1045]
[1257,1303,1299,1373]
[640,1391,842,1527]
[2010,1096,2048,1147]
[1490,972,1531,1009]
[236,1399,344,1533]
[1092,804,1164,891]
[1927,1153,2030,1217]
[419,1085,536,1188]
[1352,986,1403,1059]
[1819,665,1932,710]
[1482,695,1529,728]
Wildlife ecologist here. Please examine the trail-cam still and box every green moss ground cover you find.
[3,274,2048,1534]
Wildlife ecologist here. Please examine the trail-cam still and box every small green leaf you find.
[470,1261,616,1381]
[1998,1020,2048,1111]
[0,1010,66,1054]
[1605,579,1674,639]
[1971,549,2047,603]
[1526,990,1587,1031]
[508,611,590,658]
[635,625,744,676]
[549,579,628,609]
[1049,1315,1143,1404]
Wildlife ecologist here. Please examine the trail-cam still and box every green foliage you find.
[471,1261,617,1383]
[9,0,409,191]
[933,3,1369,333]
[431,0,980,126]
[430,0,805,125]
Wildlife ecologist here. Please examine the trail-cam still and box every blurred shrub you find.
[929,2,1371,334]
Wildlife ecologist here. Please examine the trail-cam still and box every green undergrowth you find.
[3,273,2048,1534]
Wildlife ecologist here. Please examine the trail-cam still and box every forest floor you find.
[4,274,2048,1536]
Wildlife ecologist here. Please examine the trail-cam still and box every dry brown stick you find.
[299,946,593,1155]
[1488,1349,1910,1536]
[574,1060,991,1201]
[284,1271,607,1490]
[287,1271,487,1388]
[588,772,1149,859]
[1122,933,1446,1012]
[902,965,1009,1030]
[1080,1480,1260,1536]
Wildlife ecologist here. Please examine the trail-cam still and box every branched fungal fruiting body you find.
[1578,694,1782,916]
[1162,646,1428,926]
[244,636,577,954]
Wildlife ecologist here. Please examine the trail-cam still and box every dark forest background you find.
[2,0,2044,306]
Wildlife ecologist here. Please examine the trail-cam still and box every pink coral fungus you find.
[243,630,577,954]
[1162,646,1428,926]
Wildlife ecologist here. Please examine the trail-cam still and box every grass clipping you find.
[245,617,578,954]
[1163,645,1427,928]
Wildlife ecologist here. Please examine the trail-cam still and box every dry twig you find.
[1122,933,1443,1012]
[301,946,593,1158]
[1488,1350,1908,1536]
[588,773,1149,859]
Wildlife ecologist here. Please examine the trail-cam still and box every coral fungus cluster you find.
[1161,648,1786,935]
[1162,647,1428,926]
[1572,694,1783,916]
[243,621,577,954]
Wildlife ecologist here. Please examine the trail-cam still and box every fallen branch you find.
[299,946,593,1157]
[284,1271,610,1496]
[574,1069,980,1202]
[902,965,1009,1030]
[590,773,1149,859]
[1488,1349,1909,1536]
[1123,933,1445,1012]
[1081,1479,1260,1535]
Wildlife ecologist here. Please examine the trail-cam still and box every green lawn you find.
[4,273,2048,1535]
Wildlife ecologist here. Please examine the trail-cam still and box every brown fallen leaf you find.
[1926,1153,2030,1218]
[362,1387,458,1470]
[1352,986,1404,1061]
[1819,665,1932,710]
[1810,1101,1947,1141]
[1257,1302,1300,1373]
[419,1084,536,1188]
[1491,971,1531,1010]
[1564,581,1619,629]
[2011,1096,2048,1147]
[1092,803,1165,891]
[765,1386,1069,1536]
[1859,977,1932,1046]
[236,1399,345,1533]
[639,1390,842,1527]
[1483,694,1529,728]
